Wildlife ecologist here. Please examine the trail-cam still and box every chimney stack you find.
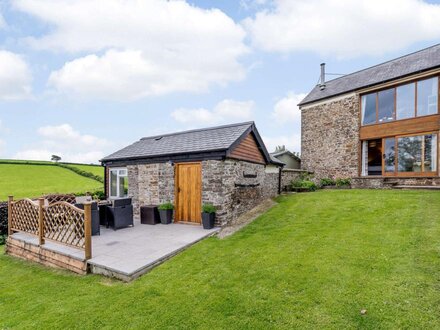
[319,63,326,90]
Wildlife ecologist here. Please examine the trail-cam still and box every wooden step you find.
[392,185,440,190]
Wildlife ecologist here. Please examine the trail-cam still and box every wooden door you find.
[175,162,202,224]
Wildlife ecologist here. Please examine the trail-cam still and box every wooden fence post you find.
[7,196,13,236]
[38,198,45,245]
[84,202,92,260]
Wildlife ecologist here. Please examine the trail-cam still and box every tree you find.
[51,155,61,162]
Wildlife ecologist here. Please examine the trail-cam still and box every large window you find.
[361,76,439,125]
[417,77,438,116]
[109,168,128,198]
[362,133,437,176]
[384,138,395,173]
[361,93,376,125]
[378,89,394,123]
[398,136,423,172]
[398,134,437,173]
[396,83,415,120]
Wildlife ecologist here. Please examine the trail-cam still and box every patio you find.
[89,222,219,281]
[9,222,219,281]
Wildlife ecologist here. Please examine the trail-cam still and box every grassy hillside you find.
[67,164,104,178]
[0,161,103,200]
[1,190,440,328]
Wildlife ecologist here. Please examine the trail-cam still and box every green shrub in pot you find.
[201,204,216,229]
[158,202,174,224]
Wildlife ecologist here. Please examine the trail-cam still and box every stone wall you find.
[301,94,359,181]
[202,160,279,226]
[280,169,309,190]
[352,177,440,189]
[127,162,174,219]
[127,160,279,225]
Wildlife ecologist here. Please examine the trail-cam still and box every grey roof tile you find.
[299,44,440,106]
[102,122,254,161]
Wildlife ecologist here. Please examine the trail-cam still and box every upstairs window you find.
[109,168,128,198]
[396,83,415,120]
[361,93,376,125]
[417,77,438,116]
[361,76,439,126]
[377,89,394,123]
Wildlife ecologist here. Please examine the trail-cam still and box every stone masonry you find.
[127,162,174,219]
[202,160,279,225]
[126,159,280,225]
[301,94,359,181]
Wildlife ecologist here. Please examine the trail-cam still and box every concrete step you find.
[392,185,440,190]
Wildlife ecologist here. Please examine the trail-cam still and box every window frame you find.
[360,75,440,126]
[109,167,128,199]
[361,131,439,177]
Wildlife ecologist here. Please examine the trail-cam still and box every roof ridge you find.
[140,121,254,141]
[322,43,440,85]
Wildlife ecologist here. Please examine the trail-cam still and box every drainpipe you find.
[103,164,108,199]
[278,167,282,194]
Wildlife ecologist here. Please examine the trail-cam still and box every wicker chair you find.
[106,198,134,230]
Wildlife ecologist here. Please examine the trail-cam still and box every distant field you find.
[0,162,103,200]
[67,164,104,178]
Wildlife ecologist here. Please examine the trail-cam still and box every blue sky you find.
[1,0,440,163]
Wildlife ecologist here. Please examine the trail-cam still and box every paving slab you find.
[9,222,219,281]
[88,222,219,280]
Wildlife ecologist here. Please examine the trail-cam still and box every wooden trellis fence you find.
[8,196,92,259]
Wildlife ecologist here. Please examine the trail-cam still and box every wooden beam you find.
[38,198,45,245]
[84,203,92,260]
[360,114,440,140]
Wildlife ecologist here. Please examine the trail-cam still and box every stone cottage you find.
[299,44,440,188]
[101,122,284,225]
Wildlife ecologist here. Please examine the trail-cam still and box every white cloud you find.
[14,0,248,100]
[263,92,305,153]
[0,50,32,100]
[14,124,110,163]
[171,99,254,125]
[244,0,440,57]
[272,92,306,124]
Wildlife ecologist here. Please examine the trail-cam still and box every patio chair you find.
[75,202,100,236]
[106,198,134,230]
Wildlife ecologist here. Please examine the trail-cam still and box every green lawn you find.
[0,164,102,200]
[1,190,440,328]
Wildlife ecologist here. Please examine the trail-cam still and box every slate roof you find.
[299,44,440,106]
[101,121,277,165]
[269,154,285,166]
[270,150,301,161]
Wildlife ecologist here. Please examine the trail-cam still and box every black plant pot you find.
[159,209,173,224]
[202,212,215,229]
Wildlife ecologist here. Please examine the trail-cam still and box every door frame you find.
[174,162,202,224]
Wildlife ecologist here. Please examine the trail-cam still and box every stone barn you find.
[299,44,440,188]
[101,122,284,226]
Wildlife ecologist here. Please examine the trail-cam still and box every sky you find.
[1,0,440,164]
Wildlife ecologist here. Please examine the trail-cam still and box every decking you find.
[8,222,219,281]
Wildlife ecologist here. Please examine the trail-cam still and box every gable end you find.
[228,133,266,164]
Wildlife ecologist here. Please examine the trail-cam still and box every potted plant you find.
[201,204,216,229]
[158,202,174,224]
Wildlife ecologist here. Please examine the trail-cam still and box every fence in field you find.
[8,196,92,259]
